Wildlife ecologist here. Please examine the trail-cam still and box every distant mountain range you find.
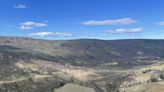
[1,36,164,67]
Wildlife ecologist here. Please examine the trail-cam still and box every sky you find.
[1,0,164,40]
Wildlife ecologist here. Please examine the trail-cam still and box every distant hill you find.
[1,36,164,67]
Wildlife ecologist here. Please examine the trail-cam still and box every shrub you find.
[151,72,161,82]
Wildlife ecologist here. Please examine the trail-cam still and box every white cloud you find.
[157,21,164,26]
[20,26,33,30]
[81,18,137,26]
[105,28,143,34]
[14,4,27,9]
[19,21,48,30]
[29,32,74,37]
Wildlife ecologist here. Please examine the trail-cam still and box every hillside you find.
[1,36,164,92]
[0,36,164,67]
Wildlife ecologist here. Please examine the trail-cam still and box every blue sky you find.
[1,0,164,40]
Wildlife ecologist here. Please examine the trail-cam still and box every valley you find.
[0,36,164,92]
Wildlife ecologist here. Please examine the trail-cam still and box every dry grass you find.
[143,64,164,71]
[120,82,164,92]
[61,69,99,81]
[15,62,39,71]
[134,73,151,82]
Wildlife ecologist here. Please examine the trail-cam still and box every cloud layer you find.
[14,4,27,9]
[29,32,74,37]
[105,28,143,34]
[157,21,164,26]
[19,21,48,30]
[82,18,137,26]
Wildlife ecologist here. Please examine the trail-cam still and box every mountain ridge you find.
[1,36,164,67]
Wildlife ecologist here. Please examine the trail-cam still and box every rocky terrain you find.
[1,36,164,92]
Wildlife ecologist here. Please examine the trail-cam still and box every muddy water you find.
[54,83,95,92]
